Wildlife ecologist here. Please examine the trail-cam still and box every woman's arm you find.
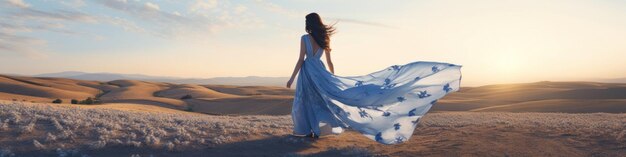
[325,49,334,74]
[286,37,306,88]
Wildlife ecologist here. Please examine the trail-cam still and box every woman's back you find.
[303,34,324,59]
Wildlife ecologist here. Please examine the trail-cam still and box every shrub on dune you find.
[79,97,101,104]
[81,97,93,104]
[52,99,62,104]
[70,99,78,104]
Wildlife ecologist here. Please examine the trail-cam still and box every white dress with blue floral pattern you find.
[291,34,462,144]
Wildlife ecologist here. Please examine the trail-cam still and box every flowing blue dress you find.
[291,34,462,144]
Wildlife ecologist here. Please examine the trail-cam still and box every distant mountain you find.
[168,76,289,87]
[34,71,288,87]
[598,78,626,84]
[34,71,89,78]
[35,71,181,82]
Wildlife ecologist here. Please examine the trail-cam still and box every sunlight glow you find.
[1,0,625,86]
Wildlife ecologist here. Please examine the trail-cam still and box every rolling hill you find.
[1,74,625,114]
[34,71,289,87]
[433,81,626,113]
[0,74,294,115]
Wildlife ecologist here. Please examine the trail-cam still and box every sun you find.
[493,51,525,81]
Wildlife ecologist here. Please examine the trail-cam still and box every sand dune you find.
[12,76,103,95]
[99,80,186,109]
[432,81,626,113]
[155,84,239,99]
[187,95,294,115]
[0,92,51,103]
[0,75,97,102]
[1,75,625,114]
[1,78,625,156]
[470,99,626,113]
[0,75,295,115]
[203,85,294,96]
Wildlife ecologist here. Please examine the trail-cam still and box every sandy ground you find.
[1,75,626,156]
[0,102,624,157]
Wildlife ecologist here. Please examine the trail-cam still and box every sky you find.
[1,0,625,86]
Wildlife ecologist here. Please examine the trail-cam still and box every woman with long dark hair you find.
[287,13,462,144]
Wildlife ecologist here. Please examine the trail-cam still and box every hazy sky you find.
[1,0,625,86]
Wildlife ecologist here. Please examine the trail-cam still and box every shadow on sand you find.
[201,135,377,157]
[14,135,376,157]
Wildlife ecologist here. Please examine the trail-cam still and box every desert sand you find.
[0,75,295,115]
[2,75,626,115]
[1,75,626,156]
[0,101,624,157]
[433,81,626,113]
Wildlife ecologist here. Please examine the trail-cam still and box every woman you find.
[286,13,462,144]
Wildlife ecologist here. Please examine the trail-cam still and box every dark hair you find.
[305,13,335,51]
